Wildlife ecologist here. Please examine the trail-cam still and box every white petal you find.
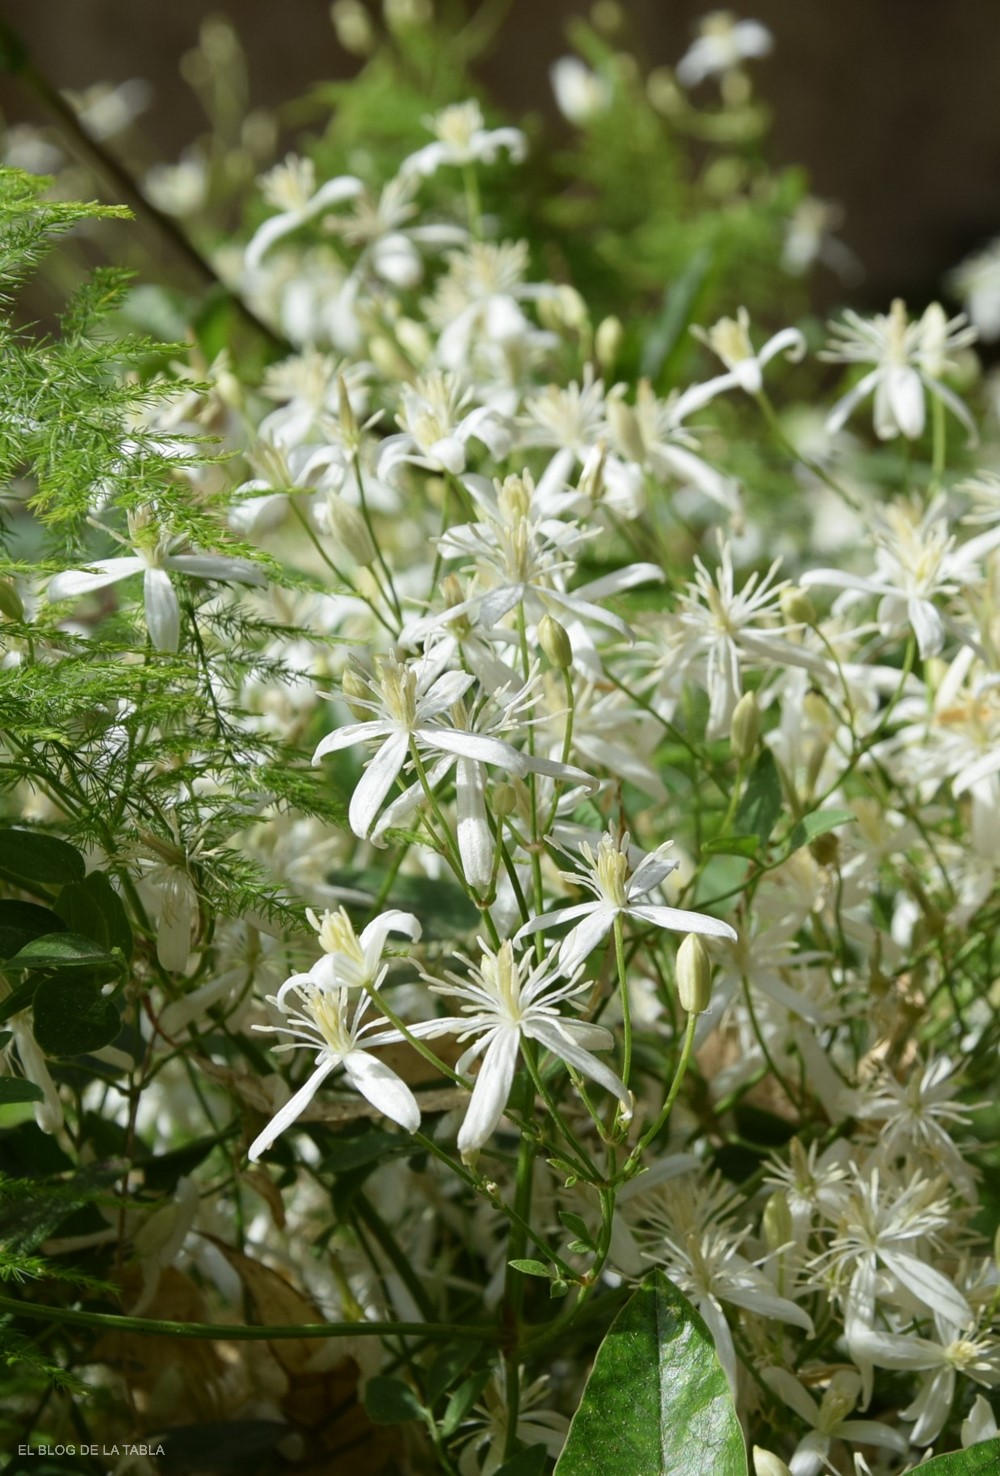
[167,554,266,586]
[48,557,144,600]
[455,757,492,892]
[349,731,410,838]
[313,721,391,761]
[143,566,180,652]
[247,1057,339,1160]
[629,903,737,942]
[879,1248,972,1327]
[341,1050,421,1132]
[527,1020,629,1109]
[457,1029,520,1156]
[558,910,615,972]
[419,727,527,772]
[359,909,423,962]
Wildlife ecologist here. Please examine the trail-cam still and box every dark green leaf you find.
[0,900,66,960]
[441,1369,492,1437]
[0,1075,44,1105]
[553,1271,747,1476]
[508,1258,552,1278]
[325,866,479,941]
[784,808,856,857]
[734,750,783,850]
[32,976,121,1057]
[701,833,760,859]
[364,1374,427,1425]
[495,1446,549,1476]
[913,1440,1000,1474]
[54,871,133,961]
[320,1129,416,1175]
[558,1211,594,1247]
[0,977,40,1025]
[9,931,120,973]
[0,828,85,886]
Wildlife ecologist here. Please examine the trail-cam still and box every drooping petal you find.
[348,731,410,838]
[455,756,493,892]
[527,1019,629,1111]
[341,1049,421,1132]
[167,554,266,586]
[313,720,392,762]
[456,1028,520,1158]
[143,566,181,652]
[48,557,145,601]
[629,904,737,942]
[247,1055,340,1160]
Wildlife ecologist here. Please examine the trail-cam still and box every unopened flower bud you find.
[537,285,589,334]
[394,317,432,366]
[606,395,646,464]
[493,782,517,819]
[761,1190,793,1254]
[809,831,840,868]
[578,440,607,502]
[369,335,414,383]
[676,933,712,1014]
[326,494,376,566]
[730,690,760,761]
[753,1450,793,1476]
[336,373,359,446]
[384,0,432,30]
[780,586,817,627]
[341,666,370,720]
[595,314,624,371]
[539,613,573,670]
[330,0,376,55]
[0,579,24,622]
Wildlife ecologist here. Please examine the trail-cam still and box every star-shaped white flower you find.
[516,830,736,972]
[400,100,526,180]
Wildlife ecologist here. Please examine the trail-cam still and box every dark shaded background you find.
[2,0,999,309]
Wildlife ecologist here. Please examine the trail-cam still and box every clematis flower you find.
[849,1315,1000,1447]
[400,100,526,180]
[423,939,631,1160]
[248,977,423,1159]
[244,155,363,271]
[291,906,422,992]
[822,298,977,442]
[47,510,265,652]
[948,237,1000,342]
[763,1367,908,1476]
[675,12,773,88]
[516,830,736,972]
[691,306,806,401]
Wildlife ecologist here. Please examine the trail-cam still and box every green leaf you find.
[734,750,783,851]
[9,931,121,973]
[0,1075,44,1105]
[320,1128,417,1174]
[325,867,479,941]
[641,245,713,381]
[495,1446,549,1476]
[426,1342,486,1409]
[508,1258,552,1278]
[911,1439,1000,1474]
[0,977,39,1026]
[783,808,856,857]
[553,1271,747,1476]
[558,1211,595,1247]
[32,976,121,1057]
[53,871,133,961]
[0,828,85,886]
[441,1369,491,1437]
[0,900,66,960]
[364,1374,427,1425]
[701,833,760,859]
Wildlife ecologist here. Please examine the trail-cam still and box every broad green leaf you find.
[9,932,121,973]
[0,900,66,960]
[783,808,856,857]
[364,1374,427,1425]
[701,833,760,859]
[554,1271,747,1476]
[441,1369,491,1437]
[0,828,85,886]
[734,750,783,850]
[320,1128,417,1174]
[0,977,39,1026]
[0,1075,44,1105]
[325,867,479,941]
[32,976,121,1057]
[53,871,133,961]
[913,1439,1000,1474]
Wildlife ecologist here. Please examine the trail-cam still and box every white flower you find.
[550,57,613,125]
[963,1393,999,1447]
[822,298,977,441]
[458,1369,568,1476]
[763,1367,908,1476]
[850,1315,1000,1447]
[692,307,806,399]
[378,371,511,478]
[675,12,773,88]
[424,939,630,1160]
[949,237,1000,341]
[400,100,526,180]
[47,511,265,653]
[293,906,422,991]
[516,830,736,973]
[248,977,422,1159]
[244,155,363,271]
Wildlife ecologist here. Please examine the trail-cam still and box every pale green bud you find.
[606,395,646,464]
[676,933,712,1014]
[0,579,24,622]
[591,1,624,33]
[595,315,624,371]
[780,586,817,627]
[539,613,573,670]
[369,335,414,383]
[394,317,432,367]
[341,666,370,720]
[753,1450,793,1476]
[537,285,589,335]
[730,690,760,761]
[330,0,376,55]
[493,782,517,819]
[761,1190,793,1254]
[326,494,376,566]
